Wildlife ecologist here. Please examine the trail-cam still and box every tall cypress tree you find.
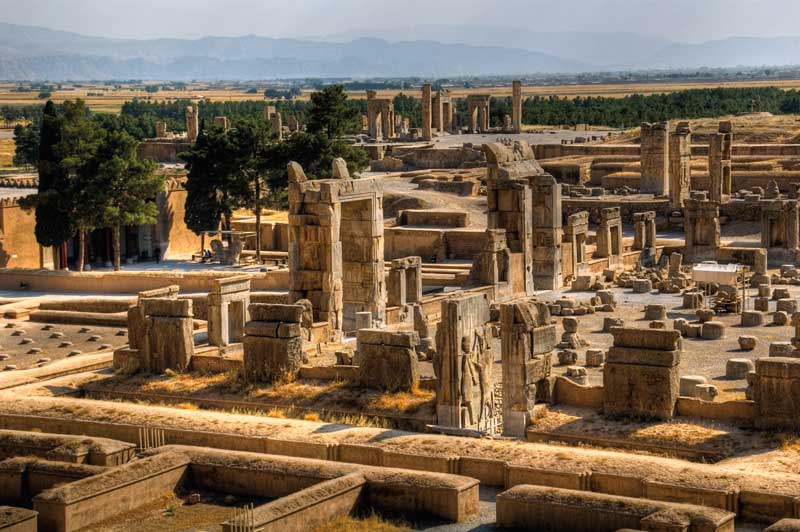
[20,101,76,251]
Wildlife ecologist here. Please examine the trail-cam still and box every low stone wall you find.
[0,506,37,532]
[221,473,365,532]
[397,209,469,228]
[0,269,290,294]
[553,377,603,409]
[0,429,135,466]
[496,484,735,532]
[384,227,486,262]
[169,446,479,523]
[4,413,800,524]
[0,458,105,504]
[28,310,128,327]
[33,452,189,532]
[676,398,756,425]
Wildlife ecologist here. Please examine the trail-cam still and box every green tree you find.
[180,124,247,237]
[306,85,359,138]
[57,100,107,271]
[12,123,39,168]
[92,131,163,270]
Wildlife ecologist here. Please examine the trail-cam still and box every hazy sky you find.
[1,0,798,43]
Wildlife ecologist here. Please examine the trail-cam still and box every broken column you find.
[421,83,433,141]
[563,211,589,277]
[243,304,307,383]
[684,192,721,261]
[632,211,657,264]
[155,122,167,138]
[287,161,386,340]
[760,199,800,264]
[595,207,623,268]
[512,80,523,134]
[357,329,420,392]
[387,256,422,309]
[669,121,692,209]
[604,327,681,420]
[185,106,199,142]
[500,299,556,436]
[141,298,195,373]
[435,293,496,431]
[207,275,251,347]
[640,121,670,196]
[709,122,733,202]
[531,174,563,290]
[752,357,800,430]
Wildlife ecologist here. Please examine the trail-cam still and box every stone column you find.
[213,116,230,131]
[243,304,306,383]
[421,84,433,141]
[269,112,283,141]
[500,300,556,436]
[640,121,670,196]
[155,122,167,138]
[512,80,522,134]
[669,122,692,209]
[531,174,563,290]
[186,106,199,143]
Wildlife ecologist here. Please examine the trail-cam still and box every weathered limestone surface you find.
[357,329,420,392]
[709,122,733,202]
[511,80,522,134]
[421,84,433,141]
[669,121,692,208]
[640,121,670,196]
[435,293,496,431]
[595,207,623,268]
[604,327,681,420]
[685,192,721,261]
[185,106,199,143]
[500,300,556,436]
[207,275,250,347]
[243,303,307,383]
[288,161,386,340]
[753,357,800,429]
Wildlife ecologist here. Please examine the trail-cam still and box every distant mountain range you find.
[1,22,800,80]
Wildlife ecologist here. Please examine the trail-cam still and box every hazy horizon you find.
[0,0,798,44]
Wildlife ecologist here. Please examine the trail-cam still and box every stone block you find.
[765,519,800,532]
[357,329,419,347]
[602,317,624,332]
[773,288,791,301]
[774,311,790,326]
[358,344,419,392]
[769,341,795,357]
[695,384,719,401]
[604,362,679,419]
[244,336,306,382]
[740,310,766,327]
[701,321,726,340]
[572,275,596,291]
[696,309,716,323]
[597,290,616,307]
[632,279,653,293]
[649,321,665,329]
[680,375,707,396]
[738,336,757,351]
[777,299,798,314]
[562,317,579,333]
[248,304,303,323]
[754,297,770,312]
[644,305,667,320]
[585,349,606,367]
[610,327,681,351]
[607,346,680,367]
[141,298,193,318]
[686,324,702,338]
[557,350,578,365]
[673,318,689,336]
[682,291,704,309]
[244,321,280,337]
[726,358,755,379]
[757,284,772,298]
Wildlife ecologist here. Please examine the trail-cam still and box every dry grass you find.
[0,138,15,169]
[312,514,410,532]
